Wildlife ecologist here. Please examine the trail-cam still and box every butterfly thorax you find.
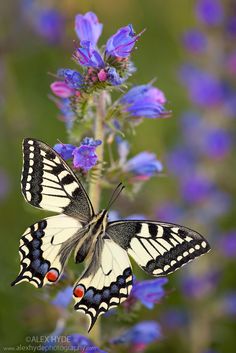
[74,209,108,263]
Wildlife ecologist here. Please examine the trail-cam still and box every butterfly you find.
[12,138,211,331]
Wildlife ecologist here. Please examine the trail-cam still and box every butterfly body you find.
[12,138,211,331]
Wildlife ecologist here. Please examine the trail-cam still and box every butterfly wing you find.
[11,215,84,288]
[73,237,133,331]
[21,138,94,221]
[106,221,211,276]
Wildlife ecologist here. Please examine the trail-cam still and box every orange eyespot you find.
[46,269,59,282]
[73,285,85,298]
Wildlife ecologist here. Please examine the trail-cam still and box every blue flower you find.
[68,334,107,353]
[124,152,163,180]
[57,68,84,89]
[121,84,168,118]
[105,24,141,58]
[51,286,73,308]
[156,202,184,223]
[180,173,214,203]
[111,321,161,351]
[107,67,125,86]
[182,29,207,54]
[53,143,76,160]
[180,65,224,107]
[131,278,168,309]
[57,98,76,129]
[218,231,236,257]
[196,0,224,26]
[33,8,65,43]
[203,128,231,159]
[221,292,236,316]
[74,41,105,68]
[72,138,102,172]
[75,12,103,46]
[181,271,220,299]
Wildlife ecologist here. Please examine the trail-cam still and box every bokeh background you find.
[1,0,235,352]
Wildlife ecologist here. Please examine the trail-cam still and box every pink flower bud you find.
[98,69,107,82]
[50,81,74,98]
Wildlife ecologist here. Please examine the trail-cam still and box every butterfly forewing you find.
[21,138,94,220]
[106,221,211,276]
[73,237,133,331]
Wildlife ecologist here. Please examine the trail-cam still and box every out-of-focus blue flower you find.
[124,152,163,180]
[196,0,224,26]
[131,278,168,309]
[57,98,76,127]
[57,69,84,89]
[182,29,207,54]
[226,51,236,75]
[53,143,76,160]
[181,271,220,299]
[161,308,189,330]
[121,84,168,118]
[34,8,65,43]
[226,16,236,37]
[218,231,236,257]
[221,292,236,316]
[0,169,10,201]
[167,146,197,177]
[72,138,102,172]
[156,202,184,223]
[111,321,161,352]
[107,67,124,86]
[106,24,141,58]
[125,214,146,220]
[75,12,103,46]
[204,128,231,159]
[180,174,214,203]
[74,41,105,68]
[52,286,73,308]
[180,65,224,107]
[68,334,107,353]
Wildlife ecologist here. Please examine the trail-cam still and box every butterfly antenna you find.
[107,183,125,210]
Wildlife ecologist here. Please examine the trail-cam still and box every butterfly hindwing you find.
[107,221,211,276]
[73,237,133,331]
[21,138,94,220]
[11,215,84,288]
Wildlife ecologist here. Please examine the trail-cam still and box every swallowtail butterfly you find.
[12,138,211,331]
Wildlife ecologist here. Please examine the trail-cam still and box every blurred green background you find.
[1,0,235,352]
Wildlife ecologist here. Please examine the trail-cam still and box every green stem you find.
[89,91,106,213]
[87,91,107,344]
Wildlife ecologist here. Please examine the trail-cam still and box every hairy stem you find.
[87,91,107,344]
[89,91,106,213]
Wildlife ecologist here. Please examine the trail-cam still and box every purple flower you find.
[161,308,188,330]
[182,29,207,54]
[121,84,168,118]
[0,169,10,201]
[180,65,224,107]
[53,143,76,160]
[75,12,103,46]
[68,334,106,353]
[74,41,104,68]
[57,98,76,130]
[57,69,84,89]
[167,146,197,177]
[34,8,65,43]
[72,138,102,172]
[121,84,166,105]
[180,174,214,203]
[105,24,141,58]
[218,231,236,257]
[111,321,161,352]
[226,16,236,37]
[131,278,168,309]
[221,292,236,316]
[182,271,219,299]
[226,51,236,75]
[156,202,184,223]
[196,0,224,26]
[124,152,163,180]
[52,286,73,308]
[107,67,124,86]
[203,128,231,159]
[50,81,74,98]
